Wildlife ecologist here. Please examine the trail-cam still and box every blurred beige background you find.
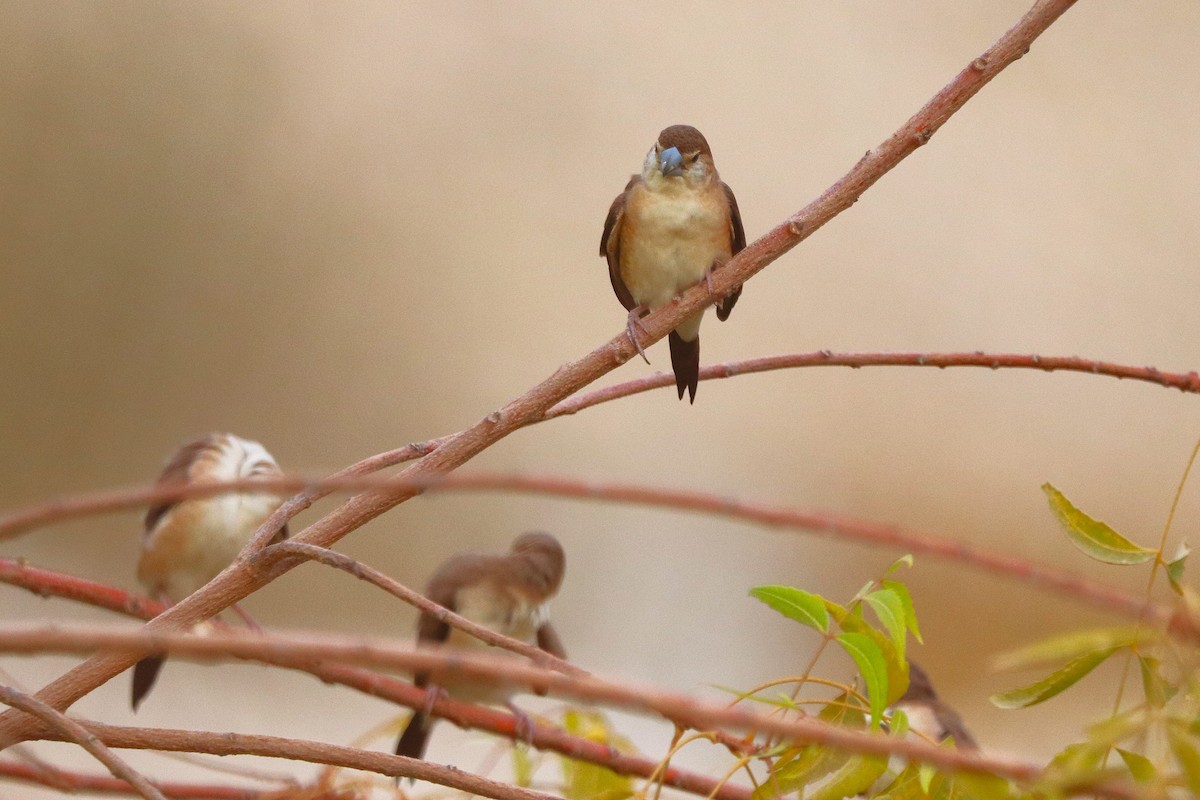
[3,1,1200,793]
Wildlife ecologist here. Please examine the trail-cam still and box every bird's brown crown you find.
[511,531,566,594]
[657,124,712,158]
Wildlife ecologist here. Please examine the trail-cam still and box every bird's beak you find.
[659,146,684,177]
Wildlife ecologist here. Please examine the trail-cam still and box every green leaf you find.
[865,588,908,662]
[882,579,923,644]
[1139,656,1169,708]
[1116,748,1156,784]
[1168,541,1190,594]
[953,772,1015,800]
[837,611,909,704]
[990,648,1116,709]
[1170,725,1200,796]
[1047,741,1106,773]
[917,761,936,794]
[885,554,915,576]
[809,754,888,800]
[750,585,830,633]
[754,695,866,800]
[889,706,910,739]
[511,743,534,787]
[836,632,889,728]
[559,709,635,800]
[992,627,1145,671]
[1042,483,1156,565]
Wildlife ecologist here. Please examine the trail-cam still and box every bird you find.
[601,124,746,403]
[394,532,567,763]
[891,661,978,750]
[131,433,288,711]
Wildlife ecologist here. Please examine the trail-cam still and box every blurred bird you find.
[131,433,288,710]
[892,661,978,750]
[394,532,567,763]
[601,124,746,403]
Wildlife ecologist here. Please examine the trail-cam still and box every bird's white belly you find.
[624,192,727,310]
[439,587,548,703]
[161,494,278,598]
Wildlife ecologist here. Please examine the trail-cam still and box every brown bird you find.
[601,124,746,403]
[131,433,288,711]
[892,662,979,750]
[394,532,567,763]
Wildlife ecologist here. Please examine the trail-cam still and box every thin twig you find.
[0,624,1137,798]
[547,351,1200,416]
[40,718,564,800]
[266,541,584,675]
[0,686,168,800]
[0,0,1082,746]
[0,757,260,799]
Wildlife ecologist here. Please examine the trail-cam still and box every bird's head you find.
[643,124,716,186]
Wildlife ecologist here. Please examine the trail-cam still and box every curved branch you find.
[0,758,259,799]
[0,0,1082,744]
[0,687,166,800]
[548,351,1200,416]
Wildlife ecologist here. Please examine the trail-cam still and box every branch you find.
[265,541,584,675]
[37,719,563,800]
[0,625,1140,798]
[0,560,745,800]
[548,351,1200,416]
[0,0,1082,744]
[0,758,259,799]
[0,686,167,800]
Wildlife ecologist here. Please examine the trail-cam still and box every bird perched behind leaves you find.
[892,661,979,750]
[394,532,567,764]
[601,124,746,403]
[131,433,288,711]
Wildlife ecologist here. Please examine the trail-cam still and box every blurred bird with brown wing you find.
[131,433,288,710]
[394,532,567,765]
[601,124,746,402]
[892,661,979,750]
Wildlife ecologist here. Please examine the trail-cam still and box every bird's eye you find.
[685,153,699,164]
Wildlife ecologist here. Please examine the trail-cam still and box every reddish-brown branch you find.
[1,625,1136,799]
[265,541,584,676]
[0,0,1081,746]
[548,351,1200,416]
[0,758,261,799]
[3,465,1186,638]
[0,686,167,800]
[35,719,562,800]
[0,559,745,800]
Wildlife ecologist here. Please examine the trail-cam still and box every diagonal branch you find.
[0,686,167,800]
[0,0,1081,745]
[265,541,584,675]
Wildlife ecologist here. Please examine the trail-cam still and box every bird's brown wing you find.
[715,181,746,322]
[142,434,221,535]
[536,622,567,660]
[601,177,639,312]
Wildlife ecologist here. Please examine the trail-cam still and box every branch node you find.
[787,219,804,237]
[971,56,989,71]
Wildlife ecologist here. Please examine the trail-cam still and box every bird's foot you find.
[507,701,536,747]
[626,306,651,364]
[422,684,449,717]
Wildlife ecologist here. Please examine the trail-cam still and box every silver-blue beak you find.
[659,146,684,177]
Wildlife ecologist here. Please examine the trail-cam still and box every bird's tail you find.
[668,331,700,403]
[131,656,165,711]
[395,710,431,764]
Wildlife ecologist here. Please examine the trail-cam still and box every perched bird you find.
[395,532,567,763]
[601,124,746,402]
[892,662,978,750]
[131,433,288,711]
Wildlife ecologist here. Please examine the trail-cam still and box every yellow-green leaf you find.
[885,554,915,576]
[511,743,534,787]
[992,627,1145,671]
[1139,656,1169,708]
[1168,541,1189,594]
[990,648,1116,709]
[890,706,910,738]
[882,579,922,644]
[1170,725,1200,795]
[751,585,829,633]
[837,611,909,704]
[809,754,888,800]
[837,632,888,728]
[1042,483,1156,565]
[1116,748,1156,784]
[559,709,634,800]
[865,588,907,662]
